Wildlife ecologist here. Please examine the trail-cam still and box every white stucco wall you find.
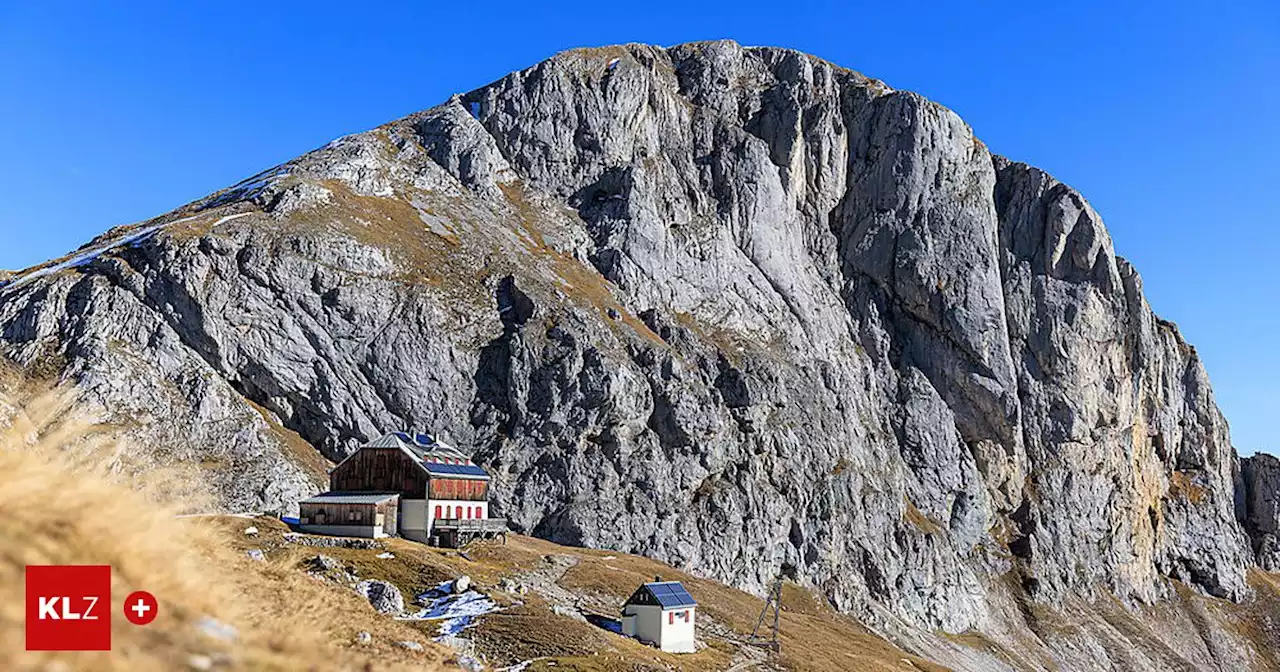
[623,604,664,648]
[399,499,428,542]
[425,499,488,534]
[622,604,695,653]
[659,606,696,653]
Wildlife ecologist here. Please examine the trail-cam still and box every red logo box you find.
[26,565,111,651]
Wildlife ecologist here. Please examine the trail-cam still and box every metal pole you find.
[770,578,781,649]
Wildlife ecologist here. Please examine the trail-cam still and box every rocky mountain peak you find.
[2,40,1276,670]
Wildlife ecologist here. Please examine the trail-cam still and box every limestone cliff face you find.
[0,41,1272,670]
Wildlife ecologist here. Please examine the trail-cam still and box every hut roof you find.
[625,581,697,609]
[299,491,399,505]
[350,432,490,480]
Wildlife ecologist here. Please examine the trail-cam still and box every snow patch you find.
[398,582,499,639]
[202,165,289,209]
[324,134,357,150]
[7,216,190,290]
[6,211,253,292]
[211,212,252,228]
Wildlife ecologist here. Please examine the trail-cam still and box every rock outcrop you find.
[1,41,1275,670]
[1240,454,1280,571]
[356,579,405,615]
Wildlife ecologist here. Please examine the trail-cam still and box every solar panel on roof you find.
[643,582,696,608]
[424,461,490,478]
[415,433,434,446]
[393,431,411,442]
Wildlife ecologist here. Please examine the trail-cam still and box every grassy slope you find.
[0,386,451,671]
[218,516,948,672]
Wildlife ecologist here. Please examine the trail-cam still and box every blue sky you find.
[0,1,1276,454]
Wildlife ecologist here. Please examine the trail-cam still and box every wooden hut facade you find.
[298,432,505,547]
[298,492,399,538]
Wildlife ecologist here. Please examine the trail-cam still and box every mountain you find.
[3,40,1279,670]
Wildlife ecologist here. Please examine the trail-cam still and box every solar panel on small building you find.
[638,582,696,609]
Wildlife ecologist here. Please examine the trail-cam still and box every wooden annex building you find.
[298,492,399,538]
[297,432,506,547]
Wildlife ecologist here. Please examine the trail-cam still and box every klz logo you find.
[26,565,111,651]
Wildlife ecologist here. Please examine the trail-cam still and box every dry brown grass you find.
[903,498,943,536]
[1223,571,1280,669]
[1169,471,1208,504]
[0,387,452,671]
[0,368,944,672]
[556,540,946,672]
[213,521,941,671]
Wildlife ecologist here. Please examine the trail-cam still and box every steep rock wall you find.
[0,40,1268,669]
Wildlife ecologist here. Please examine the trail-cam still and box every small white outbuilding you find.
[620,580,697,653]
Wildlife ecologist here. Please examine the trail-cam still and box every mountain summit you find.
[3,41,1279,670]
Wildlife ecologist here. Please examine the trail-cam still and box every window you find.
[455,506,462,519]
[348,510,359,522]
[434,505,442,519]
[466,506,473,519]
[669,611,674,625]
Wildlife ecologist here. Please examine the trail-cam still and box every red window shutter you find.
[434,505,441,519]
[669,611,674,625]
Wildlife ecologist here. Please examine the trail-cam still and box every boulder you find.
[310,554,341,572]
[356,580,404,614]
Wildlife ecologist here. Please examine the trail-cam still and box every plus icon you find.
[123,590,158,625]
